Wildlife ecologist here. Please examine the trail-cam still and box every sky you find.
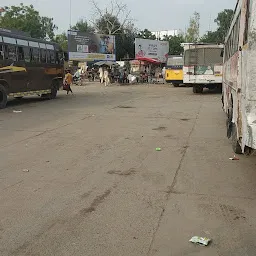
[1,0,236,35]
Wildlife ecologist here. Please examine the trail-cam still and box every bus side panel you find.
[241,8,256,150]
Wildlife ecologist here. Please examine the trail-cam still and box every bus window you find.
[204,48,223,65]
[0,44,4,60]
[50,50,55,64]
[31,48,40,62]
[243,0,250,45]
[17,46,24,61]
[7,45,17,61]
[46,50,51,63]
[23,47,30,63]
[41,49,47,63]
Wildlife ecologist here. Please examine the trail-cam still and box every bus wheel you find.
[46,82,58,100]
[173,83,179,87]
[193,85,203,94]
[231,123,242,154]
[0,84,8,109]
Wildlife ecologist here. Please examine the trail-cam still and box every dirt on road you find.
[1,84,256,256]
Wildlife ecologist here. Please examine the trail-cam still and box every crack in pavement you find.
[146,101,202,256]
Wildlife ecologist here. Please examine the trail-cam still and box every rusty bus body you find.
[223,0,256,154]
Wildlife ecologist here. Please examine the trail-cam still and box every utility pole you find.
[69,0,72,29]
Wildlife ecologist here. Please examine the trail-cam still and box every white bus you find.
[222,0,256,154]
[183,43,224,93]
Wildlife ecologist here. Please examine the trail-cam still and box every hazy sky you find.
[1,0,236,34]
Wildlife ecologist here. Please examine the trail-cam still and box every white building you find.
[152,30,181,40]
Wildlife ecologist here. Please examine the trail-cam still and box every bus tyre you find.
[0,84,8,109]
[193,85,203,94]
[231,123,242,154]
[173,83,179,87]
[46,83,58,100]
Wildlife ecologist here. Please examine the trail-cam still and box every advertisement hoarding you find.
[135,38,169,63]
[68,30,116,61]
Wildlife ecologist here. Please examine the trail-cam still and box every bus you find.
[165,55,183,87]
[183,43,224,93]
[0,28,66,109]
[222,0,255,154]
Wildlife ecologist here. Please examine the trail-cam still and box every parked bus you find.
[165,55,183,87]
[222,0,255,154]
[0,28,66,109]
[183,43,223,93]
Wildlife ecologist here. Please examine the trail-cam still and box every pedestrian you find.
[162,66,166,84]
[99,67,104,83]
[103,68,110,87]
[64,69,73,94]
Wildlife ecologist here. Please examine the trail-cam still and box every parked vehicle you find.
[183,43,223,93]
[0,28,67,109]
[165,55,183,87]
[222,0,256,154]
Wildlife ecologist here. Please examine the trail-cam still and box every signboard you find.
[135,38,169,63]
[68,30,116,61]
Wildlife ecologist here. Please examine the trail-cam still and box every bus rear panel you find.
[165,55,183,86]
[183,44,223,93]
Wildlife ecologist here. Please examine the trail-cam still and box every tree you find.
[115,24,136,60]
[71,19,94,33]
[164,34,184,55]
[137,29,156,40]
[201,31,219,43]
[185,12,200,43]
[54,32,68,51]
[89,0,135,60]
[201,9,234,43]
[0,3,57,40]
[90,0,132,35]
[214,9,234,43]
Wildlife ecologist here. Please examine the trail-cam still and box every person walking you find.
[103,68,110,87]
[99,67,104,84]
[64,69,73,94]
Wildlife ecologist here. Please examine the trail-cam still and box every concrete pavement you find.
[0,83,256,256]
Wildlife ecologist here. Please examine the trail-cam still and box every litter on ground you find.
[189,236,211,246]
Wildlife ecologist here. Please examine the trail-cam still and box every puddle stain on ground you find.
[108,168,136,176]
[152,126,167,131]
[80,189,112,216]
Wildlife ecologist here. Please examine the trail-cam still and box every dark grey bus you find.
[0,28,66,109]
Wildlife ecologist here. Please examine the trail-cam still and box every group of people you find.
[63,64,166,92]
[98,67,111,86]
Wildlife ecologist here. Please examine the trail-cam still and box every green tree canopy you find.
[54,32,68,51]
[0,3,57,40]
[137,29,156,40]
[163,34,184,55]
[215,9,234,42]
[71,19,94,33]
[201,9,234,43]
[185,12,200,43]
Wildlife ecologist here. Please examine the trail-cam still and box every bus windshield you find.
[184,48,223,66]
[167,56,183,67]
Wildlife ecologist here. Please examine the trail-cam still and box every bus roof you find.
[0,27,59,49]
[183,44,224,50]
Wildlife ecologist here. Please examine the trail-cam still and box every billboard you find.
[135,38,169,63]
[68,30,116,61]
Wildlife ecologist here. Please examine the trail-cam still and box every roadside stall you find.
[136,57,162,83]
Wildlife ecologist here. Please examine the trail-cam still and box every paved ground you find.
[1,83,256,256]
